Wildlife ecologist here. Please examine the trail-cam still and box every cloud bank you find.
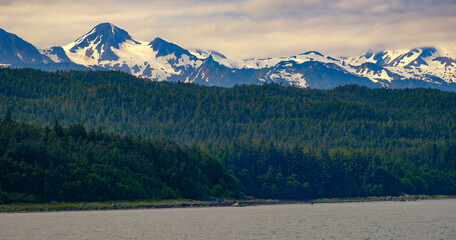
[0,0,455,59]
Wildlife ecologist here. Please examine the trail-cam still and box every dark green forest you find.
[1,68,456,202]
[0,114,239,203]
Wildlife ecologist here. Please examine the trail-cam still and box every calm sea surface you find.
[1,199,455,240]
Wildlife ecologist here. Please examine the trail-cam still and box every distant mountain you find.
[349,46,456,85]
[61,23,201,81]
[0,23,456,91]
[66,22,139,62]
[188,55,379,88]
[0,28,48,65]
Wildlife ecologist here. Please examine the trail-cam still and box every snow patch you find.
[267,69,307,87]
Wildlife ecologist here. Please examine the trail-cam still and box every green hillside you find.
[1,68,455,201]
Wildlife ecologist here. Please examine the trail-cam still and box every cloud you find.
[239,0,319,15]
[0,0,12,5]
[0,0,455,59]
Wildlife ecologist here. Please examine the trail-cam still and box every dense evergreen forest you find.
[0,113,239,203]
[0,68,455,202]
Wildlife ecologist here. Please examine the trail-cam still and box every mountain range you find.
[1,22,456,90]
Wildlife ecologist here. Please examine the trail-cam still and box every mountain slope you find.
[40,46,74,63]
[0,28,48,65]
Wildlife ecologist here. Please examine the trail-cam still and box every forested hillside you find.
[0,114,239,203]
[1,68,455,201]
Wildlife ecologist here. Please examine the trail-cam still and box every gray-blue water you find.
[1,199,455,239]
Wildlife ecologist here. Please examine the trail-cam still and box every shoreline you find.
[1,195,454,213]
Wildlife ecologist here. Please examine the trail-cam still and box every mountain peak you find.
[69,23,136,51]
[189,48,227,60]
[299,51,324,57]
[65,23,139,62]
[89,23,115,35]
[149,37,195,59]
[94,22,116,30]
[91,23,131,37]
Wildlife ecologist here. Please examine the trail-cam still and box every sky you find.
[0,0,455,59]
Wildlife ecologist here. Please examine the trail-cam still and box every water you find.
[0,199,455,239]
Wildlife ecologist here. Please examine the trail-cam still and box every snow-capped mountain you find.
[1,23,456,91]
[188,54,378,88]
[349,46,456,84]
[60,23,202,81]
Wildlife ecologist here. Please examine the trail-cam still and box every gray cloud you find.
[0,0,455,59]
[0,0,12,5]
